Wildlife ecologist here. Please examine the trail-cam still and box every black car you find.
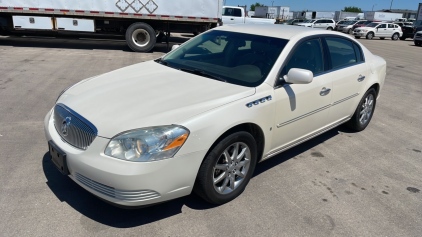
[396,21,422,40]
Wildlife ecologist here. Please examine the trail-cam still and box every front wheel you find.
[194,132,258,205]
[346,88,377,131]
[125,22,156,52]
[391,33,399,41]
[366,32,374,40]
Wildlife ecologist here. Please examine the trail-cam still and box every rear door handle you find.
[320,87,331,96]
[358,75,365,82]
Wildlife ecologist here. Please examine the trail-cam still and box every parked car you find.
[395,22,417,40]
[337,20,368,34]
[352,20,374,31]
[297,19,336,30]
[45,25,386,207]
[282,18,306,25]
[414,31,422,46]
[354,22,403,40]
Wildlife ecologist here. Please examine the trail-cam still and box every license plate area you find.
[48,140,69,175]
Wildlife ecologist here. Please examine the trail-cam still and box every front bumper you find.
[353,32,366,37]
[44,109,206,207]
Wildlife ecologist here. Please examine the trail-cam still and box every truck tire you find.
[125,22,156,52]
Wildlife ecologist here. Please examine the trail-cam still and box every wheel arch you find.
[203,123,266,163]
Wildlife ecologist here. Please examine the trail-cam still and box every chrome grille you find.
[75,173,161,201]
[53,103,97,150]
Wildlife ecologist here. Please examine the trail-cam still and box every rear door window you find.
[325,37,363,69]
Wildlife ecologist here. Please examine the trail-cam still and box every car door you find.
[323,36,371,121]
[222,7,244,25]
[270,38,333,154]
[313,19,324,28]
[376,24,387,37]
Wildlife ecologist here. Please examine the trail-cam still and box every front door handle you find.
[230,18,234,20]
[358,75,365,82]
[320,87,331,96]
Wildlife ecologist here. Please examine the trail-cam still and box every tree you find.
[343,6,362,13]
[250,2,264,11]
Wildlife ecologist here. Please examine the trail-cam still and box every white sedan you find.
[44,25,386,207]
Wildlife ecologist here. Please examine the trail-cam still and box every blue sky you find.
[223,0,421,11]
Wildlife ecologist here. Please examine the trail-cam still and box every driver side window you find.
[281,38,324,78]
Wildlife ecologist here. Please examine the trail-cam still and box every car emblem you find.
[61,117,72,136]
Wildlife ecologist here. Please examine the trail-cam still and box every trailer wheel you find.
[126,22,156,52]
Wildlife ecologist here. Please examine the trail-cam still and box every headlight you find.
[104,125,189,162]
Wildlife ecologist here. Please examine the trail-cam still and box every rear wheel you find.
[366,32,374,40]
[346,89,377,131]
[125,22,156,52]
[194,132,258,205]
[391,33,399,41]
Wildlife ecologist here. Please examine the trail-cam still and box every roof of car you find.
[214,24,344,40]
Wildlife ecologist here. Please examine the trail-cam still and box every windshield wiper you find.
[179,68,227,82]
[154,58,168,65]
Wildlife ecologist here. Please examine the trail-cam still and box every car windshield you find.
[366,23,379,27]
[160,30,288,87]
[413,20,422,26]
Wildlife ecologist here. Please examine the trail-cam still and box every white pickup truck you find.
[222,6,275,25]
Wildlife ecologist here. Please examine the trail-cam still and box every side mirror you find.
[284,68,313,84]
[171,44,180,51]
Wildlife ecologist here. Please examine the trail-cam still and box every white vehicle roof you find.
[214,24,347,40]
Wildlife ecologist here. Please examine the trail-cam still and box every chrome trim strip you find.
[332,93,359,106]
[264,117,351,160]
[276,104,331,128]
[75,173,161,201]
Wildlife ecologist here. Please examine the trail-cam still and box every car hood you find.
[355,27,374,31]
[297,23,312,26]
[57,61,256,138]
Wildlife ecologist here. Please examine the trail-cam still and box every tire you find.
[415,41,422,46]
[327,27,333,31]
[366,32,374,40]
[400,37,406,40]
[355,36,361,39]
[346,88,377,131]
[391,33,399,41]
[380,37,385,40]
[125,22,156,52]
[194,131,258,205]
[348,29,353,34]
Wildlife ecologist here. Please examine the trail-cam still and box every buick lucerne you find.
[45,25,386,207]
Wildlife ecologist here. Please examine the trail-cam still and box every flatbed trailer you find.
[0,0,223,52]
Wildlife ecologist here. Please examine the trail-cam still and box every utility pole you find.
[390,0,393,10]
[372,4,376,11]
